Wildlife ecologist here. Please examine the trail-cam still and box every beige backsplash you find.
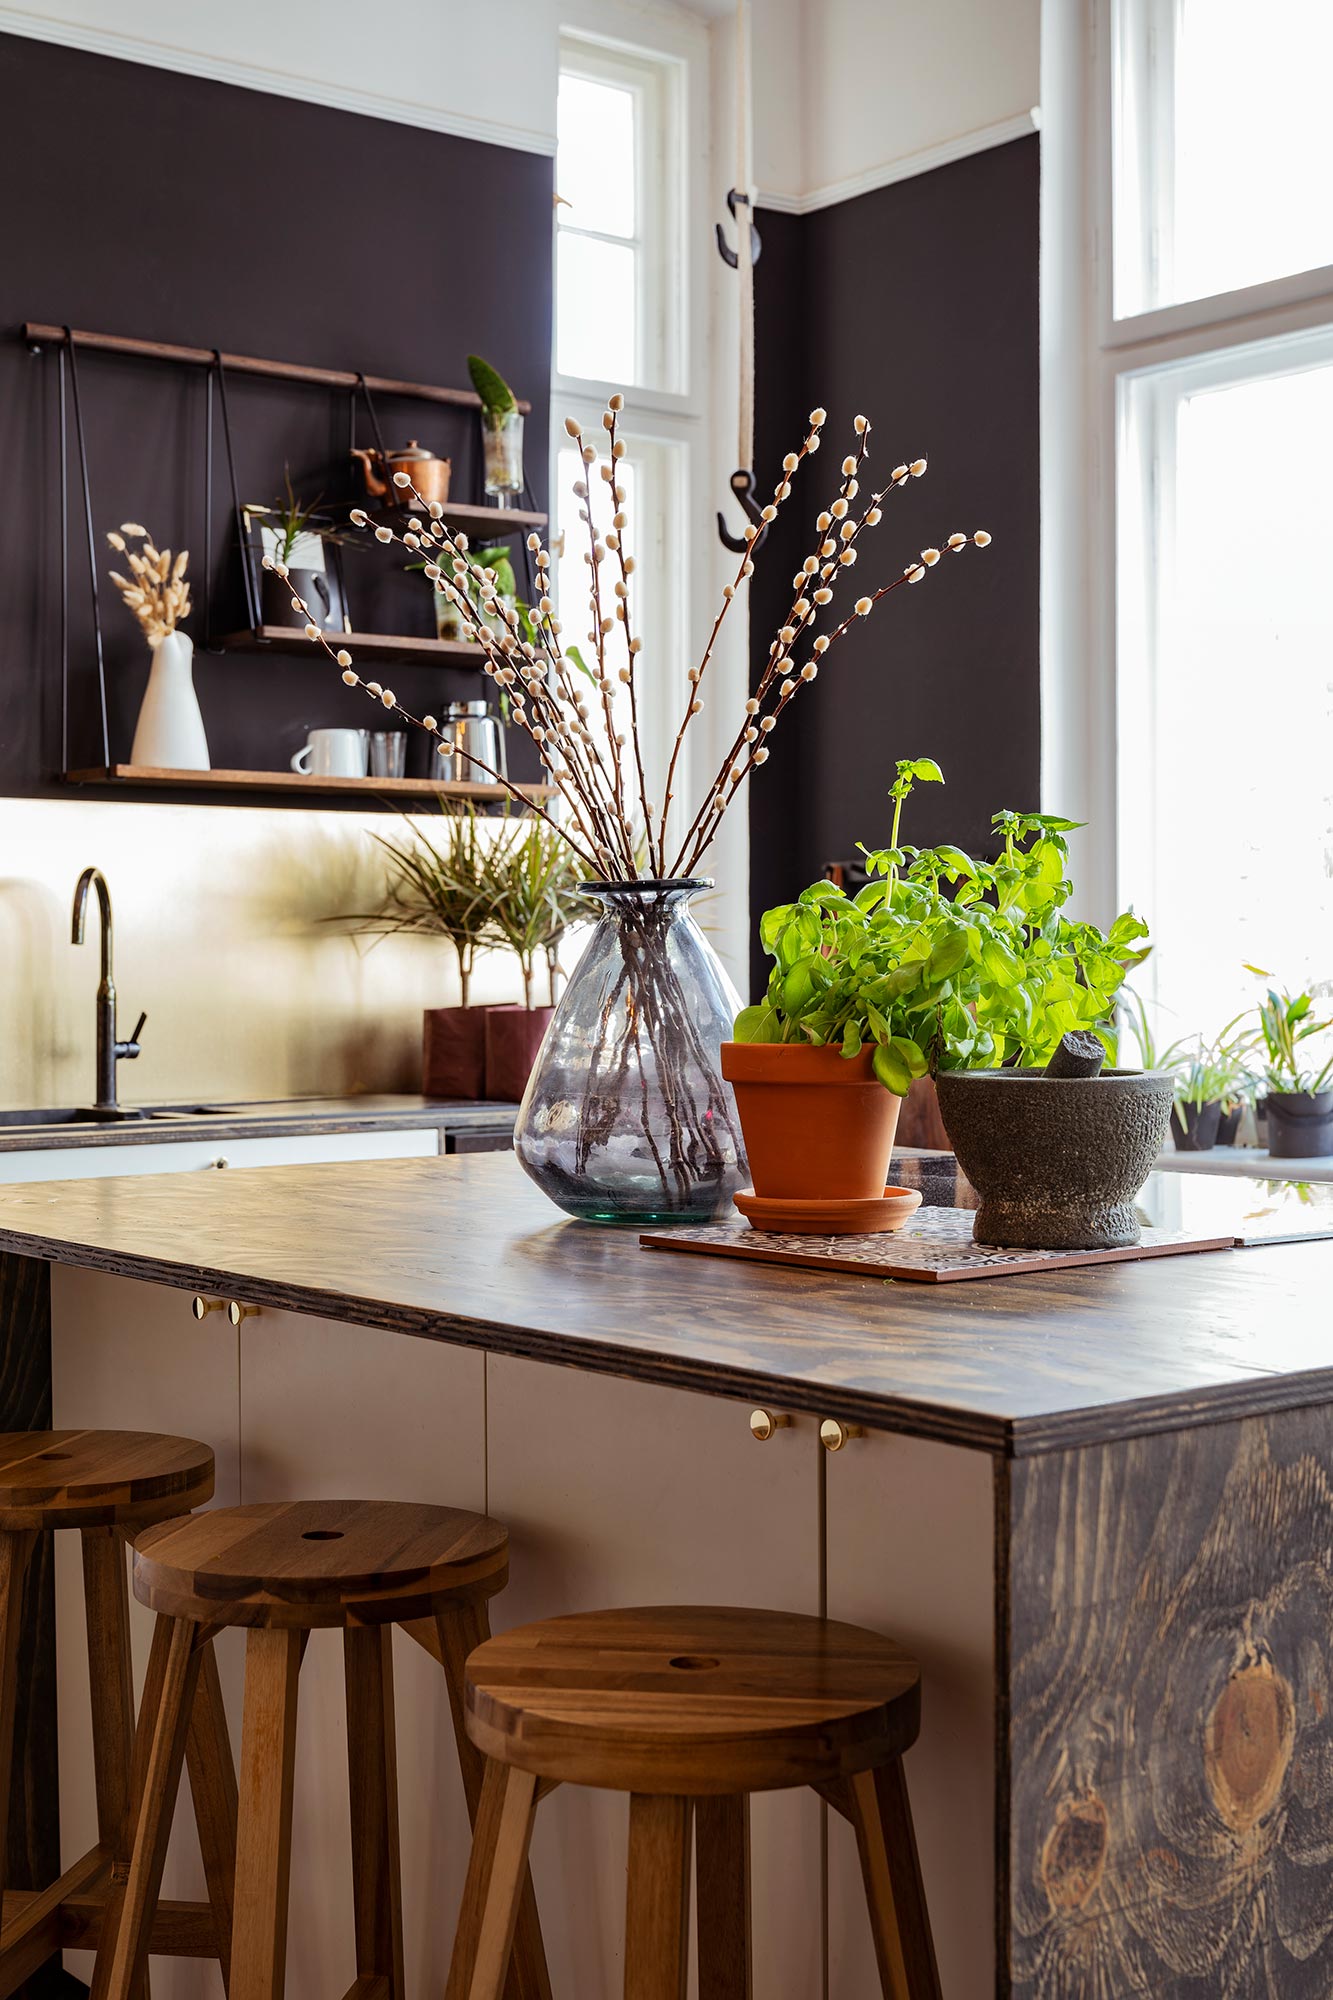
[0,799,531,1107]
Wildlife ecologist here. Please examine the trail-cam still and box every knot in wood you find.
[1041,1794,1109,1912]
[1205,1658,1294,1834]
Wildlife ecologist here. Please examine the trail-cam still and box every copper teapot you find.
[350,439,452,507]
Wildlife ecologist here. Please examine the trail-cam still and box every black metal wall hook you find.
[717,467,767,553]
[715,188,761,268]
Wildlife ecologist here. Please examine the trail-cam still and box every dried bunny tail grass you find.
[106,523,191,638]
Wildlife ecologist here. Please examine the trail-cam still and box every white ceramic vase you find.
[129,630,209,770]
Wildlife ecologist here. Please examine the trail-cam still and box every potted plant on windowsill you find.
[726,759,1152,1226]
[1248,975,1333,1158]
[1122,996,1252,1152]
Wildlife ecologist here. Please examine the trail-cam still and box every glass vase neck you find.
[581,877,712,911]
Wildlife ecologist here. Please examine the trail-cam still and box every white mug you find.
[290,728,368,778]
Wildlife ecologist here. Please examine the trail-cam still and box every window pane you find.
[557,73,636,240]
[1130,352,1333,1035]
[557,233,637,383]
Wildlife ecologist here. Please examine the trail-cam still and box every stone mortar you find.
[935,1068,1175,1250]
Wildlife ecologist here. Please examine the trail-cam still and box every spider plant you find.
[1247,973,1333,1096]
[484,813,592,1008]
[343,806,493,1006]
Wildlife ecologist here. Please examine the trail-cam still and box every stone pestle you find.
[1043,1030,1107,1079]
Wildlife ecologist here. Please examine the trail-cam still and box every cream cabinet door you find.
[486,1356,823,2000]
[823,1426,996,2000]
[50,1266,241,2000]
[238,1310,485,2000]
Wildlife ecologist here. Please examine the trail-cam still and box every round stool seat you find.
[133,1497,509,1629]
[0,1429,214,1530]
[465,1604,922,1794]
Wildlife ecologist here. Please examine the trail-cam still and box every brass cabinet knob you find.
[227,1300,260,1326]
[819,1418,864,1453]
[749,1408,792,1442]
[191,1295,224,1321]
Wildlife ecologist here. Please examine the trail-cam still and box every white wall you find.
[752,0,1040,212]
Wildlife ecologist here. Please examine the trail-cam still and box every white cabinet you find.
[486,1358,823,2000]
[823,1426,995,2000]
[51,1267,242,2000]
[0,1125,440,1184]
[238,1309,486,2000]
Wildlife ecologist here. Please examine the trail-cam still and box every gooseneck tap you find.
[71,868,146,1117]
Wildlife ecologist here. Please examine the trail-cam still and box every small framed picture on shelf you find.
[240,501,350,635]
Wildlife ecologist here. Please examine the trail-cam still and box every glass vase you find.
[514,879,748,1225]
[481,408,524,500]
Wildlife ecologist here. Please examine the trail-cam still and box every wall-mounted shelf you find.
[66,766,554,804]
[220,627,487,666]
[415,502,547,534]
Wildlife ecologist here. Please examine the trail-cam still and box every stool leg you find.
[0,1531,36,1908]
[694,1795,751,2000]
[344,1625,405,2000]
[845,1763,942,2000]
[231,1628,302,2000]
[435,1602,552,2000]
[93,1616,203,2000]
[625,1794,692,2000]
[445,1760,541,2000]
[185,1638,238,1992]
[82,1528,148,2000]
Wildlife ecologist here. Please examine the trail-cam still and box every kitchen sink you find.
[0,1103,227,1129]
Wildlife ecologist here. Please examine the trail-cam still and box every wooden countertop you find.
[0,1153,1329,1457]
[0,1095,514,1152]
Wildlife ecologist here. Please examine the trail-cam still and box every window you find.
[1050,2,1333,1039]
[1117,330,1333,1030]
[555,37,683,392]
[1114,0,1333,316]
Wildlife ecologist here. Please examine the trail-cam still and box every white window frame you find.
[1041,0,1333,938]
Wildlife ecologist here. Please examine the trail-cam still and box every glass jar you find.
[481,407,524,500]
[514,879,748,1225]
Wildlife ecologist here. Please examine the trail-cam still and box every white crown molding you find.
[757,108,1040,216]
[0,6,557,156]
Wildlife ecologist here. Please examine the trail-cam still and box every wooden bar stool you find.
[105,1498,552,2000]
[0,1428,230,2000]
[448,1604,942,2000]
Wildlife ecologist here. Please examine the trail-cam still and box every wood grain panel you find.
[1007,1407,1333,1995]
[0,1154,1330,1454]
[0,1255,58,1908]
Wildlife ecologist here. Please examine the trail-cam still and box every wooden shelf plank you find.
[65,766,554,803]
[431,503,546,532]
[218,627,487,665]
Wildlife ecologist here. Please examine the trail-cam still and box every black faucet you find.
[71,867,146,1118]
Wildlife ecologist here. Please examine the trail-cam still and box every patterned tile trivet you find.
[640,1205,1238,1283]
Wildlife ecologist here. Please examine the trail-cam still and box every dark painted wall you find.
[0,33,552,800]
[749,135,1040,992]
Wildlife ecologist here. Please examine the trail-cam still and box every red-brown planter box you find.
[422,1006,487,1100]
[483,1005,554,1103]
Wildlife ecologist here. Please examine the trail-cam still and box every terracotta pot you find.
[422,1007,486,1099]
[719,1043,902,1200]
[484,1005,555,1104]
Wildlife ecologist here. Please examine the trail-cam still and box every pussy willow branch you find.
[604,403,654,869]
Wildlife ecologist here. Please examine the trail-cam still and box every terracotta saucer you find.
[733,1185,924,1237]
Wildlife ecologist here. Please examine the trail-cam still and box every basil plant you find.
[735,758,1151,1094]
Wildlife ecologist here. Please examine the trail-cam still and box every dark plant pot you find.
[1265,1089,1333,1159]
[422,1007,486,1099]
[484,1005,555,1103]
[720,1043,902,1200]
[935,1067,1175,1250]
[1171,1099,1222,1152]
[260,563,343,632]
[1216,1104,1243,1147]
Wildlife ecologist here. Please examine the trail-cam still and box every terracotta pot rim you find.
[720,1041,880,1084]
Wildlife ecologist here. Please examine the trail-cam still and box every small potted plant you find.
[469,354,523,502]
[1170,1025,1252,1151]
[343,807,495,1097]
[1248,975,1333,1157]
[251,474,347,631]
[480,816,591,1102]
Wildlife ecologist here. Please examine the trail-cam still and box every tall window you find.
[1096,0,1333,1036]
[552,27,703,818]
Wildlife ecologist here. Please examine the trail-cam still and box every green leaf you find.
[732,1005,771,1043]
[872,1041,913,1094]
[466,353,517,416]
[927,928,970,981]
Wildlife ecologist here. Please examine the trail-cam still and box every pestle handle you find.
[1044,1030,1107,1079]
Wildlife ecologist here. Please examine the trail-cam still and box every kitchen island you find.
[1,1150,1331,1999]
